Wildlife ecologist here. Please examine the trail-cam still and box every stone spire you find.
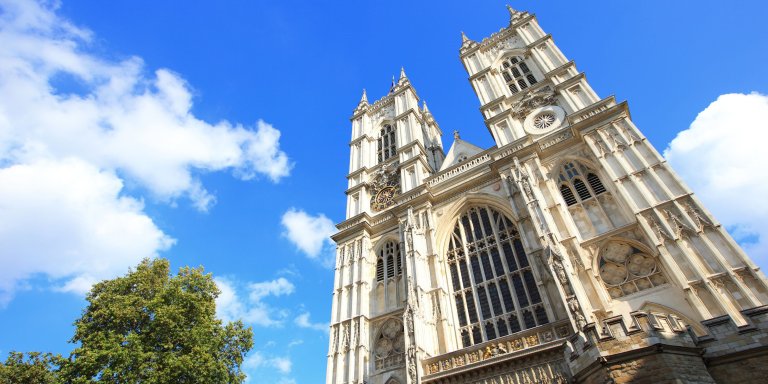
[460,31,476,53]
[506,4,524,22]
[354,88,369,113]
[399,67,407,81]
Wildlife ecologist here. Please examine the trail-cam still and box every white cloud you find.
[664,92,768,267]
[215,277,295,327]
[294,311,329,333]
[281,208,335,261]
[0,0,292,302]
[243,351,293,383]
[0,159,173,305]
[249,278,295,301]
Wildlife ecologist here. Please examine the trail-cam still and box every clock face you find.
[371,186,397,211]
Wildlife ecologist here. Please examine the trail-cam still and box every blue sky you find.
[1,1,767,383]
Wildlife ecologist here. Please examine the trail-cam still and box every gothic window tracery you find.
[556,161,628,238]
[377,124,397,163]
[376,240,402,282]
[501,56,538,95]
[598,241,667,298]
[374,318,405,371]
[446,205,548,348]
[374,240,404,314]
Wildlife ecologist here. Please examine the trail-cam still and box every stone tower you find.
[327,6,768,384]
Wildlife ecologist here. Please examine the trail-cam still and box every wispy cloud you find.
[243,351,294,383]
[215,277,295,327]
[295,311,329,333]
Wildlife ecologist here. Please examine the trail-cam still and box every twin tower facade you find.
[327,7,768,384]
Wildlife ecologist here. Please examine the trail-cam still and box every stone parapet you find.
[568,305,768,383]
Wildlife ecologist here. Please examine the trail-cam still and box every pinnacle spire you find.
[461,30,469,43]
[506,4,523,20]
[399,66,407,81]
[360,89,368,104]
[422,100,430,113]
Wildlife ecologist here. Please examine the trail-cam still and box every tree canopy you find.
[0,258,253,384]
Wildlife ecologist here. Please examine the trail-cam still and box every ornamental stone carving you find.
[510,88,557,120]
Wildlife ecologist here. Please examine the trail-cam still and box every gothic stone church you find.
[326,7,768,384]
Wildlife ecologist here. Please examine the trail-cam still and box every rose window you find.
[374,318,405,370]
[533,113,556,130]
[598,241,666,298]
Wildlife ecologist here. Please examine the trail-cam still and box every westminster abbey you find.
[326,6,768,384]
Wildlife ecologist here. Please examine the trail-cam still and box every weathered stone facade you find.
[326,6,768,384]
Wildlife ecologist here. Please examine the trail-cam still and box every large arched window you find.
[501,56,538,95]
[557,161,627,238]
[377,124,397,163]
[446,205,548,348]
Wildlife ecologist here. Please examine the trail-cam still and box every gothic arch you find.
[434,193,520,258]
[489,47,530,69]
[371,235,402,281]
[546,155,602,181]
[373,318,405,373]
[438,198,549,347]
[550,158,630,238]
[589,237,656,272]
[593,237,668,299]
[371,235,405,315]
[640,301,707,336]
[377,121,398,163]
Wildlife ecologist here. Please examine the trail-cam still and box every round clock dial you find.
[372,186,397,211]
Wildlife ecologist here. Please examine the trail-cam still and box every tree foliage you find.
[1,258,253,384]
[0,352,64,384]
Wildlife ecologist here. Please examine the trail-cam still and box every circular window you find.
[533,113,556,130]
[598,241,666,299]
[523,105,565,135]
[375,318,404,359]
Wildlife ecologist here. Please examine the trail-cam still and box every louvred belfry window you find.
[558,161,606,206]
[556,160,629,238]
[376,240,402,282]
[377,124,397,163]
[501,56,538,95]
[446,205,548,347]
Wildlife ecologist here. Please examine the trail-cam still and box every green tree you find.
[62,258,253,383]
[0,352,63,384]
